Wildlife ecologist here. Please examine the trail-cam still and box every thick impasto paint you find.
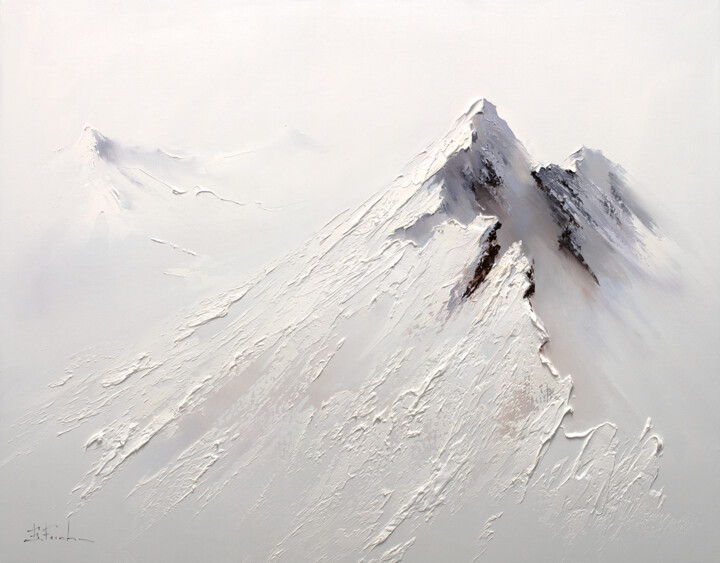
[1,2,717,562]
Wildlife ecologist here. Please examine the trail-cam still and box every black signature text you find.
[24,520,94,543]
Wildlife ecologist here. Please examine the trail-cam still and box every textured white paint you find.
[1,2,717,560]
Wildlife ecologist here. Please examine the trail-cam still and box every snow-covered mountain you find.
[2,100,677,561]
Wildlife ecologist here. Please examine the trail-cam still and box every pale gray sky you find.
[2,1,717,250]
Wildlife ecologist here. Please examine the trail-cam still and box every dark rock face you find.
[557,226,598,283]
[464,221,502,298]
[470,156,506,217]
[523,264,536,300]
[531,167,598,283]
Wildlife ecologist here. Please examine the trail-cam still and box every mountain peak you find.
[465,98,499,118]
[77,125,106,149]
[75,125,117,163]
[565,145,610,169]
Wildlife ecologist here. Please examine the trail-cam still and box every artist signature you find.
[24,520,94,543]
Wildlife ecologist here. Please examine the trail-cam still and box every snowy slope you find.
[2,101,671,561]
